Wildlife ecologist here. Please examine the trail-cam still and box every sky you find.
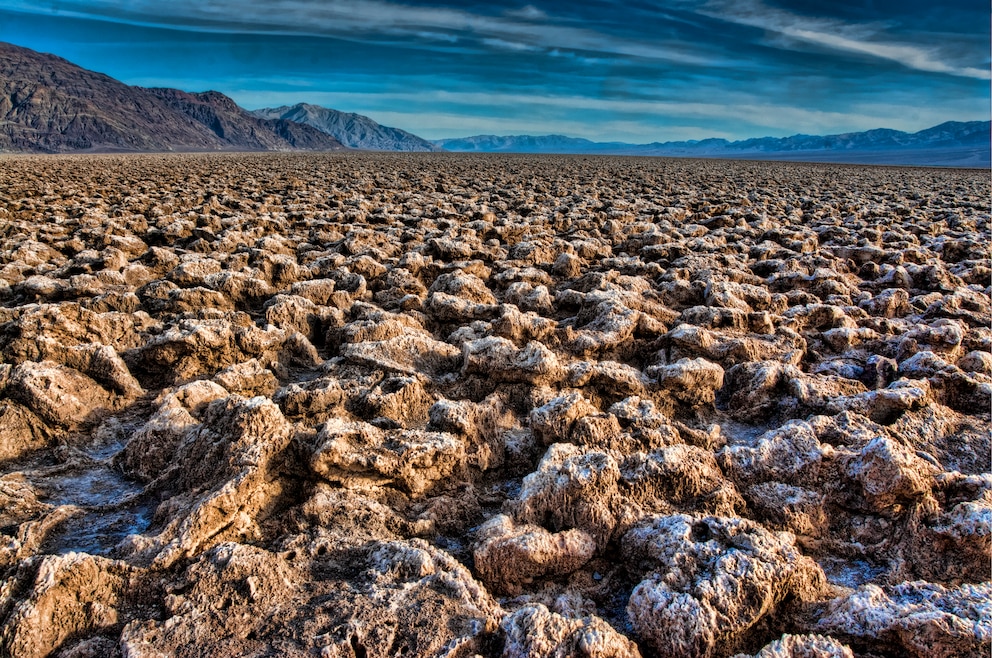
[0,1,988,142]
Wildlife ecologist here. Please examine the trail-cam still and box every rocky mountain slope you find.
[436,121,992,167]
[0,42,344,153]
[252,103,441,151]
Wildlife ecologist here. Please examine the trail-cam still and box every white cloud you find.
[505,5,548,21]
[481,38,542,52]
[786,29,990,79]
[700,0,990,80]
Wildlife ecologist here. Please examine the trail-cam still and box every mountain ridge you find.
[251,103,440,152]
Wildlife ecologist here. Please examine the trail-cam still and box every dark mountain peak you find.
[0,42,344,153]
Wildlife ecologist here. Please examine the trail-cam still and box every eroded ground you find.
[0,152,989,658]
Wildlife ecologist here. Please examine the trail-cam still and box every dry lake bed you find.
[0,152,988,657]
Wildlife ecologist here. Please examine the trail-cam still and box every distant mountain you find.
[0,42,344,153]
[252,103,440,151]
[434,134,607,153]
[436,121,991,167]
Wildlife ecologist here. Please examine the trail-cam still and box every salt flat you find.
[0,152,988,657]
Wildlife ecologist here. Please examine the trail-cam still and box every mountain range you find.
[0,41,987,167]
[434,122,991,167]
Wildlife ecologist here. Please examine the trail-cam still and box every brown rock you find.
[463,336,565,385]
[134,396,295,567]
[474,514,597,594]
[7,361,116,428]
[529,392,598,445]
[0,553,138,658]
[650,357,725,405]
[120,538,500,657]
[0,401,54,463]
[718,420,824,487]
[341,332,462,377]
[114,380,229,481]
[841,436,938,513]
[622,444,743,517]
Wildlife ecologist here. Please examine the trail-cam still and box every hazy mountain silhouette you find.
[435,122,991,167]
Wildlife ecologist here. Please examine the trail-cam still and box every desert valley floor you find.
[0,152,988,657]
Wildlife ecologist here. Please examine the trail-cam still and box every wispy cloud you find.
[482,38,541,52]
[700,0,990,80]
[5,0,722,66]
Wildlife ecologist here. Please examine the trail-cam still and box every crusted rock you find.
[529,392,598,445]
[0,151,988,658]
[130,396,295,567]
[311,418,465,496]
[622,444,743,517]
[717,420,824,487]
[361,375,435,427]
[0,401,54,462]
[745,482,827,537]
[650,357,725,405]
[341,332,461,377]
[6,361,117,428]
[814,581,991,658]
[120,538,501,658]
[136,317,288,383]
[731,634,854,658]
[0,553,138,658]
[428,394,517,470]
[114,380,229,481]
[623,514,827,658]
[501,604,642,658]
[474,514,597,594]
[212,358,279,398]
[508,443,622,550]
[462,336,565,385]
[841,436,939,513]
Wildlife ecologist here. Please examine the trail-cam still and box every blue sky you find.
[0,1,988,142]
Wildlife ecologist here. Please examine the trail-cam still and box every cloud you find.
[505,5,547,21]
[7,0,722,65]
[482,38,542,52]
[700,0,990,80]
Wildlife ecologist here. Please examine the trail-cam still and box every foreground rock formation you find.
[0,152,988,657]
